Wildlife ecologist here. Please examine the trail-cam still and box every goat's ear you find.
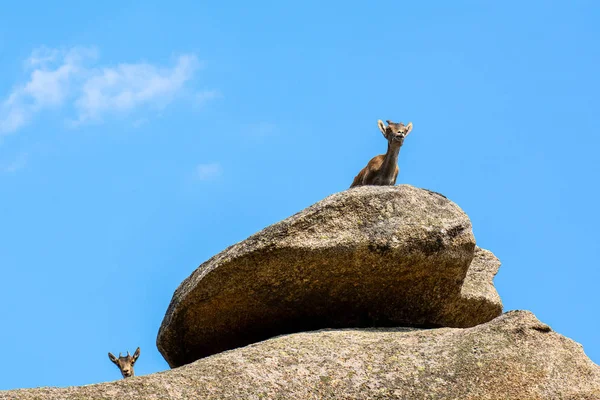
[377,119,387,137]
[108,352,119,365]
[132,347,141,364]
[405,122,413,136]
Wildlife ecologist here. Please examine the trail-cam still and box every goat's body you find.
[350,147,400,188]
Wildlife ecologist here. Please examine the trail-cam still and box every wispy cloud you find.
[1,152,28,173]
[2,47,95,134]
[196,163,222,181]
[247,122,277,138]
[195,90,222,107]
[74,54,199,123]
[0,47,215,135]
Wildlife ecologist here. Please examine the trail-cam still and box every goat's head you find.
[108,347,140,378]
[378,119,413,146]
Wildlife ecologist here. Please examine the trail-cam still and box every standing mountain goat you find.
[108,347,140,378]
[350,119,413,188]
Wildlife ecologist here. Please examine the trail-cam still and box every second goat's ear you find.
[377,119,387,137]
[132,347,141,363]
[405,122,413,135]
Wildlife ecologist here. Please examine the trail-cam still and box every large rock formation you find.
[157,185,503,367]
[3,185,597,399]
[3,311,598,399]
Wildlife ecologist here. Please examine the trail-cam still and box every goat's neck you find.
[380,142,401,177]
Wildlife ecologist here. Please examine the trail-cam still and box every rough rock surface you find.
[157,185,502,367]
[448,247,503,327]
[4,311,598,400]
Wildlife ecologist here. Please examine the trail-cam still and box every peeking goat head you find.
[108,347,140,378]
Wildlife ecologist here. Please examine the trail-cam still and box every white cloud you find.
[195,90,222,106]
[75,54,199,123]
[247,122,276,138]
[26,48,61,68]
[2,152,28,173]
[196,163,222,181]
[0,47,212,135]
[0,105,28,134]
[0,47,96,134]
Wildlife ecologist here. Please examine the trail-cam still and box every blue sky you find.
[1,0,598,390]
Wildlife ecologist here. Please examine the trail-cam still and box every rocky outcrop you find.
[2,185,597,399]
[157,185,503,367]
[3,311,598,400]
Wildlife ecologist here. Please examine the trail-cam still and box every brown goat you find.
[108,347,140,378]
[350,119,413,188]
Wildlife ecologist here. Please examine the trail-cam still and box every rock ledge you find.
[3,311,598,400]
[157,185,502,367]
